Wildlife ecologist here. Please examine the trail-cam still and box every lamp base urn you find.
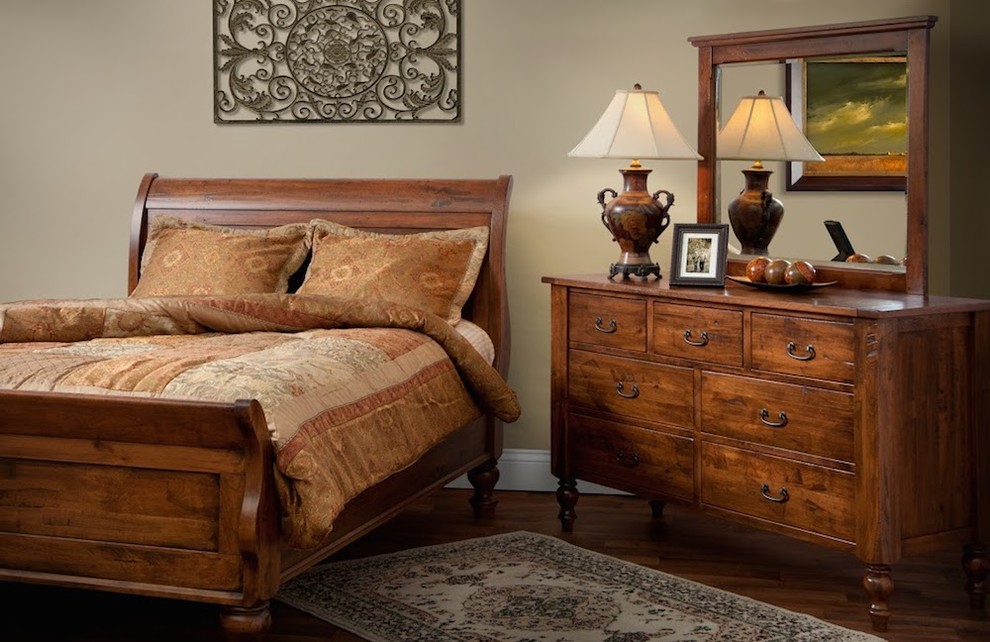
[727,167,784,256]
[598,165,674,279]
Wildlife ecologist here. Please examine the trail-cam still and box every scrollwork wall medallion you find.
[214,0,460,122]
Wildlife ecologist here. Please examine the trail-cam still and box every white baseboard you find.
[446,448,629,495]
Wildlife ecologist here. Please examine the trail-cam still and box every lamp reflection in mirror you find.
[569,84,702,279]
[718,90,824,255]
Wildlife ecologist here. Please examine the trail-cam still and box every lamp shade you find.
[569,85,702,161]
[718,90,824,162]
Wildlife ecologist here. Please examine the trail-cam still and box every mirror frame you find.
[689,16,937,294]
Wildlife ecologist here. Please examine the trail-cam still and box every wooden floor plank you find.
[2,489,987,641]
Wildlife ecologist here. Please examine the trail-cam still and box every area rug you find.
[276,531,883,642]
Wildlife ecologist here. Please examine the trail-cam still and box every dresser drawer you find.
[568,350,694,427]
[569,413,694,500]
[701,443,855,542]
[751,313,855,382]
[652,302,743,367]
[568,291,646,352]
[701,372,854,462]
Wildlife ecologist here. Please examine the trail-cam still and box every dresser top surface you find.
[542,274,990,318]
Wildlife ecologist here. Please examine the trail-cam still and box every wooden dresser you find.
[544,274,989,631]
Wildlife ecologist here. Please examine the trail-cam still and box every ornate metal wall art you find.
[214,0,460,123]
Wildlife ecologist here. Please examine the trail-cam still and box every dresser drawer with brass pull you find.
[568,291,646,352]
[568,350,694,426]
[568,413,694,500]
[751,313,855,382]
[652,302,743,367]
[700,372,854,462]
[700,442,855,542]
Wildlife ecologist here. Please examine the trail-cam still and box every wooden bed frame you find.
[0,173,514,640]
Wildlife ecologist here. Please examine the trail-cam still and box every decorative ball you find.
[846,253,872,263]
[785,260,817,285]
[873,254,899,265]
[764,259,791,285]
[745,256,773,283]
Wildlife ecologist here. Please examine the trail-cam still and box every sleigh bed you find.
[0,173,518,639]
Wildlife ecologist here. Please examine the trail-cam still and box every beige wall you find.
[0,0,975,452]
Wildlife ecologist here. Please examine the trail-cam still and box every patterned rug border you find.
[276,531,885,642]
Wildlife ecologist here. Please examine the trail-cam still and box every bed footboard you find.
[0,389,280,633]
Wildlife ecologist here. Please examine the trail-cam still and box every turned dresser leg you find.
[863,563,894,632]
[649,499,666,519]
[556,479,579,532]
[962,543,989,609]
[220,602,271,641]
[468,459,500,518]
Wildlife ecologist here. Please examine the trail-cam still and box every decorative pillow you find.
[131,216,310,297]
[298,219,490,325]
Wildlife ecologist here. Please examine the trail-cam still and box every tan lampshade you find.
[569,86,702,161]
[718,90,824,162]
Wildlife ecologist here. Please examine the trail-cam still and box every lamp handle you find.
[653,189,674,239]
[597,188,618,236]
[761,190,774,223]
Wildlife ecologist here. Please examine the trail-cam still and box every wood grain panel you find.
[652,302,743,366]
[896,320,974,539]
[751,313,855,382]
[0,459,220,549]
[568,292,647,353]
[701,442,855,542]
[701,372,854,462]
[0,532,241,592]
[568,413,694,501]
[568,350,693,427]
[0,434,244,473]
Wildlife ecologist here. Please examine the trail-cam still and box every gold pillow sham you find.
[131,216,310,297]
[298,219,490,325]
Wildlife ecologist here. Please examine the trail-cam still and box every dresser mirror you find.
[690,16,937,293]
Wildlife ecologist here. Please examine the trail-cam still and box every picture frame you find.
[785,56,907,191]
[669,224,729,286]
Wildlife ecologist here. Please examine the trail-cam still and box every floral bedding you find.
[0,294,521,548]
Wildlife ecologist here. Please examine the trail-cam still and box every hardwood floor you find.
[3,489,987,641]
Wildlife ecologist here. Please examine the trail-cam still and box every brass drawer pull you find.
[683,329,709,347]
[615,449,640,468]
[786,342,816,361]
[615,381,640,399]
[759,408,789,428]
[594,317,618,333]
[761,483,790,503]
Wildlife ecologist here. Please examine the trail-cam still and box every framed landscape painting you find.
[786,56,907,191]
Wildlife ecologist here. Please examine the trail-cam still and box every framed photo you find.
[785,56,907,191]
[669,224,729,286]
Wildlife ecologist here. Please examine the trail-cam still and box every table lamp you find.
[717,90,824,255]
[569,84,702,279]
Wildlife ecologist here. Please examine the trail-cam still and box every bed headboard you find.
[129,173,514,378]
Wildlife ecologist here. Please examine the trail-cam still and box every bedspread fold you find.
[0,294,519,421]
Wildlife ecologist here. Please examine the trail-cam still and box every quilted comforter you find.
[0,294,521,548]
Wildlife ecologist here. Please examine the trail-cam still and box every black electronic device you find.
[824,220,855,262]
